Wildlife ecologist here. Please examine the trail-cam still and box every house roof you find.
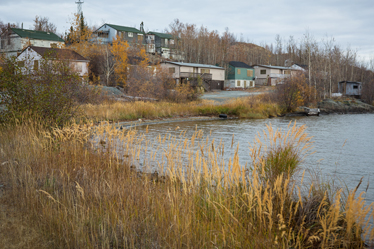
[24,46,88,61]
[10,28,64,42]
[252,64,298,70]
[104,24,142,33]
[293,63,308,69]
[164,61,224,69]
[229,61,253,69]
[147,31,174,39]
[339,81,362,84]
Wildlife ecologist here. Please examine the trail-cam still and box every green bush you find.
[0,55,88,126]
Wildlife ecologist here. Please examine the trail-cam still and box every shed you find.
[338,81,362,98]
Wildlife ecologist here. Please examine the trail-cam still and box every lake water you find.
[124,113,374,204]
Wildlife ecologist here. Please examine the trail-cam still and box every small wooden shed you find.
[338,81,362,98]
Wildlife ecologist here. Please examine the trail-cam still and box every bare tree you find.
[33,16,57,33]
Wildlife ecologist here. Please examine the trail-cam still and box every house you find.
[252,65,302,86]
[225,61,255,89]
[146,31,176,59]
[92,23,144,45]
[161,61,225,91]
[0,28,65,58]
[291,63,307,72]
[16,46,89,79]
[338,81,362,98]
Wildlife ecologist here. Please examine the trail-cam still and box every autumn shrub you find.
[275,72,315,112]
[0,55,89,126]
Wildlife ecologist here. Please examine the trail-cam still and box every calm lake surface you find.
[130,113,374,204]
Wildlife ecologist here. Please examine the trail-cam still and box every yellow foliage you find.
[110,35,129,87]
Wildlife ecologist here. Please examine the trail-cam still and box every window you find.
[353,85,358,89]
[201,69,210,74]
[284,70,290,75]
[260,69,266,74]
[33,60,39,71]
[237,80,240,87]
[0,40,4,49]
[98,31,109,38]
[247,70,253,77]
[169,67,175,73]
[128,32,133,37]
[137,34,143,43]
[75,63,82,72]
[170,39,174,45]
[17,60,24,67]
[237,69,241,74]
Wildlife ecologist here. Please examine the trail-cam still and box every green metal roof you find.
[148,31,173,39]
[106,24,142,33]
[11,28,64,42]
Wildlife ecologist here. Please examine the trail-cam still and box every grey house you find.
[338,81,362,98]
[92,23,144,45]
[146,31,176,59]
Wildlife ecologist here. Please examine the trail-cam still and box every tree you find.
[0,55,84,126]
[33,16,57,33]
[110,35,129,87]
[275,73,314,112]
[65,13,91,45]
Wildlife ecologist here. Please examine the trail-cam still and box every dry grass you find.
[0,119,373,248]
[79,94,280,122]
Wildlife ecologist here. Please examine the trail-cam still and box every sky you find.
[1,0,373,64]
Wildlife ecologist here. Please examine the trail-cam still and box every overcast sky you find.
[1,0,373,64]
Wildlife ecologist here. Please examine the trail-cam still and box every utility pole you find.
[75,0,84,15]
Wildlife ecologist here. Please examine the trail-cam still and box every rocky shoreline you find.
[318,99,374,114]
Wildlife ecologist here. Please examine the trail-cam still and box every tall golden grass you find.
[79,94,280,122]
[0,119,373,248]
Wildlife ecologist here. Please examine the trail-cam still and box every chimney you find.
[140,22,144,33]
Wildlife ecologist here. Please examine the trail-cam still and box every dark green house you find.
[225,61,255,89]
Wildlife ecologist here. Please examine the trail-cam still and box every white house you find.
[252,64,303,86]
[161,61,225,91]
[16,46,89,79]
[0,28,65,58]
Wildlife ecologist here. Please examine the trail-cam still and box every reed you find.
[79,94,280,122]
[0,119,373,248]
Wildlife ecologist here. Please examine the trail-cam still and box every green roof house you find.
[225,61,255,89]
[0,28,65,58]
[93,23,144,45]
[146,31,180,59]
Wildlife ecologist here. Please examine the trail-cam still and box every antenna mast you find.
[75,0,84,15]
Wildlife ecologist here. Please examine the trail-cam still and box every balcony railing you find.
[269,73,291,78]
[179,72,212,80]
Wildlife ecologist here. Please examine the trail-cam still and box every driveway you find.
[200,90,265,103]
